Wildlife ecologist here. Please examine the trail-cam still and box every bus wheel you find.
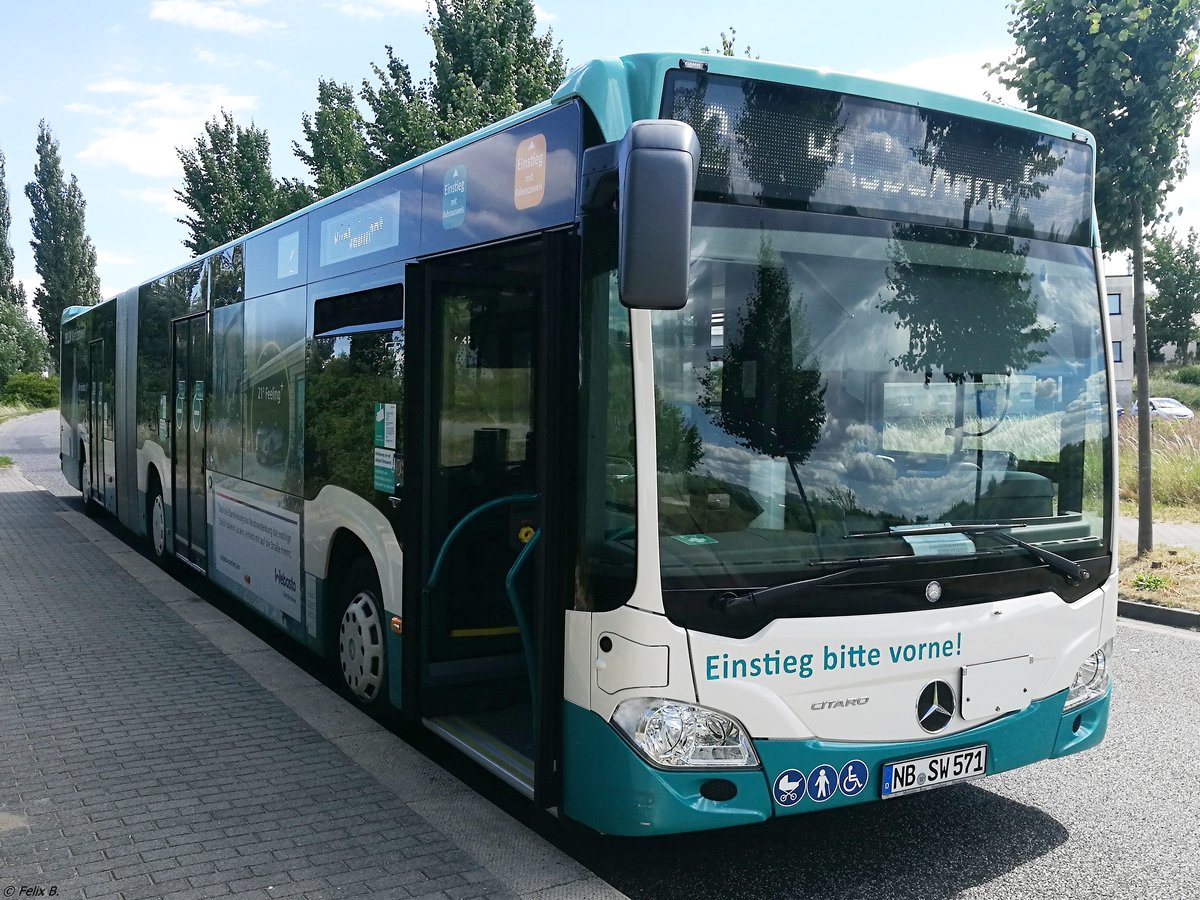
[335,557,388,709]
[79,458,97,518]
[147,479,169,566]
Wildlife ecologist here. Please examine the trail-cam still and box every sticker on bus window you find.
[443,166,467,229]
[672,534,717,546]
[374,448,395,492]
[514,134,546,210]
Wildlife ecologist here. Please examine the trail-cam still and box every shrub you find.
[1172,365,1200,386]
[0,372,59,408]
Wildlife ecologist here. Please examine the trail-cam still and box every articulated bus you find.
[61,52,1115,835]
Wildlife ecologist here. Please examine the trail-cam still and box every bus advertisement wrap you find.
[213,488,302,619]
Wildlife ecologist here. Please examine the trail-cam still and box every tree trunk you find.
[1132,197,1153,555]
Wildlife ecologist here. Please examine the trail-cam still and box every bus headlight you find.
[611,698,759,768]
[1064,639,1112,711]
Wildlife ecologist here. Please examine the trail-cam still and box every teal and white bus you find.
[61,52,1115,836]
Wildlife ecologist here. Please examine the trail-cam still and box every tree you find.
[0,147,23,307]
[1146,229,1200,363]
[294,79,375,199]
[702,26,756,58]
[362,0,565,169]
[176,111,313,255]
[24,121,101,370]
[0,300,48,390]
[991,0,1200,555]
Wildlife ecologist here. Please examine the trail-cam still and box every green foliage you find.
[0,372,58,408]
[0,456,12,468]
[176,112,315,255]
[0,299,48,391]
[1145,375,1200,409]
[1146,228,1200,363]
[293,80,375,199]
[1132,571,1168,591]
[1170,365,1200,385]
[990,0,1200,253]
[361,0,565,169]
[23,121,100,369]
[0,147,20,307]
[702,26,756,58]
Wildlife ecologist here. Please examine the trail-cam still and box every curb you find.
[1118,598,1200,631]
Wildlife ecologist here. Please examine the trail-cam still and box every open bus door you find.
[407,235,574,810]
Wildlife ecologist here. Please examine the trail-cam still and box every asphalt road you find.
[4,409,1198,899]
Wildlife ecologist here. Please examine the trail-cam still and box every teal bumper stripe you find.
[562,685,1110,836]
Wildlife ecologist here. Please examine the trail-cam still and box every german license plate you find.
[881,745,988,798]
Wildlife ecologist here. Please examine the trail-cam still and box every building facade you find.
[1105,271,1134,408]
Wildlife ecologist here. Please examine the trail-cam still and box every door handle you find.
[388,496,401,508]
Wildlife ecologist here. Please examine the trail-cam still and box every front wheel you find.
[334,557,388,709]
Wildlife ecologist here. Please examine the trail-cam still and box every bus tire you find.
[333,556,389,710]
[147,475,169,568]
[79,456,97,518]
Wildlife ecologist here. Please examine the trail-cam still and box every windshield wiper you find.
[847,523,1091,583]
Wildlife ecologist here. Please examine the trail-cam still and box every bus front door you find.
[412,236,571,808]
[171,314,209,571]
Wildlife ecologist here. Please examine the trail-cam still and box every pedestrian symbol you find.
[772,768,806,807]
[839,759,869,797]
[807,764,839,803]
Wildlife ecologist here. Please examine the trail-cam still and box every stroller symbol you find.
[773,769,806,807]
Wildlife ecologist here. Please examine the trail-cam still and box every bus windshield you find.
[651,204,1111,608]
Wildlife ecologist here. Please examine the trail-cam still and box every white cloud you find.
[150,0,285,35]
[855,49,1016,107]
[123,186,187,217]
[534,4,555,22]
[328,0,425,20]
[75,79,258,179]
[97,250,136,267]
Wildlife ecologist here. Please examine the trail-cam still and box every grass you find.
[1117,414,1200,510]
[0,456,11,468]
[0,401,39,427]
[1119,540,1200,613]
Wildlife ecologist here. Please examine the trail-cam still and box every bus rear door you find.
[171,313,209,572]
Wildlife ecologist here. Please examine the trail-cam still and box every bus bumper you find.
[562,685,1110,836]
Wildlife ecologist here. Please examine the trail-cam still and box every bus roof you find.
[555,52,1095,146]
[126,51,1096,297]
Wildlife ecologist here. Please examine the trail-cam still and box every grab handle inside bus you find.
[617,119,701,310]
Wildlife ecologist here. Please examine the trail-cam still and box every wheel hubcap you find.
[152,495,165,557]
[339,591,383,702]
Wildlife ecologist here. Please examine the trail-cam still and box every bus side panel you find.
[209,470,307,644]
[116,287,140,532]
[303,486,405,672]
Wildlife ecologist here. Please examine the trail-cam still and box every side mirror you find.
[617,120,701,310]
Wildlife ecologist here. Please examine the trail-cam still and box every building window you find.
[1107,292,1121,315]
[1112,340,1123,362]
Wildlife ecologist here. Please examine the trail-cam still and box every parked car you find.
[1131,397,1195,419]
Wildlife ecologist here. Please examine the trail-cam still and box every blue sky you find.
[0,0,1180,303]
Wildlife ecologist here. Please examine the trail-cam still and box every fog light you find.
[1064,639,1112,711]
[612,698,759,769]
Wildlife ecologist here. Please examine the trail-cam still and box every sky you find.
[0,0,1191,307]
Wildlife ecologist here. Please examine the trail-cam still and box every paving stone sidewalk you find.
[0,468,616,900]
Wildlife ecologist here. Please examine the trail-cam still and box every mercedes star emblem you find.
[917,680,955,733]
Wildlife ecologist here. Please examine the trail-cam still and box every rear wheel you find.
[147,476,169,566]
[334,557,388,709]
[79,456,97,518]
